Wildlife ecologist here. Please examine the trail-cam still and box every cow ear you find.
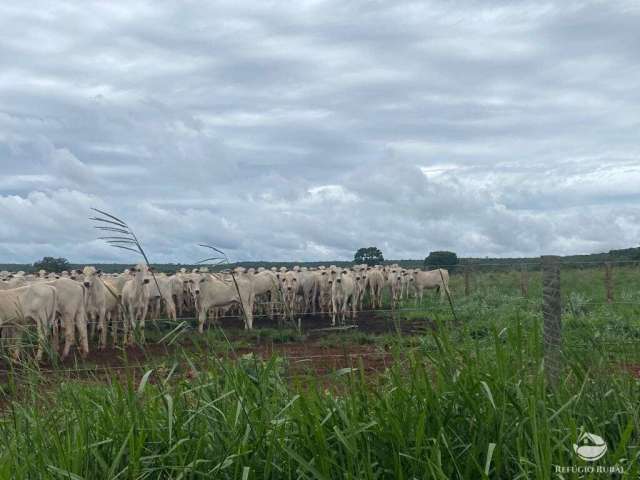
[96,269,102,276]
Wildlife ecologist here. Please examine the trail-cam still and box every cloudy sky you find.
[1,1,639,263]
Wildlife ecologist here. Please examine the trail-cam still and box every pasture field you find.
[1,264,640,478]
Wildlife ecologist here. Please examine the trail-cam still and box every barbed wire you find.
[0,350,399,375]
[3,295,640,342]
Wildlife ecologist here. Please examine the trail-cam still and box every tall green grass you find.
[1,315,639,479]
[1,265,640,478]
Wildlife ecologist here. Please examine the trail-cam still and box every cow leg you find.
[243,304,254,330]
[61,312,76,360]
[139,315,146,344]
[331,295,337,326]
[351,296,357,321]
[104,310,113,347]
[341,298,347,325]
[167,298,177,322]
[76,310,90,358]
[441,283,450,301]
[113,308,121,346]
[88,312,96,340]
[51,316,60,353]
[174,293,182,317]
[98,307,107,350]
[35,317,47,363]
[246,294,255,330]
[127,306,136,346]
[10,328,22,363]
[197,308,206,334]
[122,306,129,345]
[140,303,149,343]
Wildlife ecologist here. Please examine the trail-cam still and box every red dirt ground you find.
[0,310,433,384]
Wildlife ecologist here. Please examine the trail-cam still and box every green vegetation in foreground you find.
[1,319,640,478]
[1,265,640,478]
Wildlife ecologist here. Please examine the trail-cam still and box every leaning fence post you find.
[520,264,529,298]
[604,262,613,304]
[464,265,470,296]
[542,255,562,385]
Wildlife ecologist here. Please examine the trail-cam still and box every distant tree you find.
[354,247,384,266]
[424,251,458,270]
[33,256,70,273]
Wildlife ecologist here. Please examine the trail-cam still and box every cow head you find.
[282,272,298,292]
[327,266,339,285]
[82,266,103,288]
[193,274,214,293]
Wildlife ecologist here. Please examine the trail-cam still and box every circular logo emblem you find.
[573,432,607,462]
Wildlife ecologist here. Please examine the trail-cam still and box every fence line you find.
[0,350,399,376]
[4,296,640,342]
[2,254,640,380]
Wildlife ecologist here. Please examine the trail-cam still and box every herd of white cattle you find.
[0,263,450,362]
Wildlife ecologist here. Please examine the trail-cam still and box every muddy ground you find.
[0,311,437,385]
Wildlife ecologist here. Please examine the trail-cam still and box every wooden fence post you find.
[464,265,470,296]
[520,264,529,298]
[542,255,562,385]
[604,262,613,304]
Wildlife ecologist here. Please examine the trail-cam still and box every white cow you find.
[0,284,57,361]
[81,267,107,348]
[400,269,415,300]
[315,269,332,315]
[0,275,27,290]
[353,270,367,311]
[122,263,151,344]
[298,270,319,314]
[365,268,385,309]
[413,269,451,303]
[384,266,403,304]
[250,270,281,319]
[43,277,89,359]
[330,269,356,326]
[146,274,178,322]
[281,270,301,317]
[193,272,255,331]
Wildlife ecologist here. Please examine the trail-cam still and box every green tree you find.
[33,257,71,273]
[424,251,458,270]
[354,247,384,266]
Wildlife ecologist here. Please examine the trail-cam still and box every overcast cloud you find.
[1,1,639,263]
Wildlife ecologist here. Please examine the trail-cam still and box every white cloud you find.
[0,0,639,263]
